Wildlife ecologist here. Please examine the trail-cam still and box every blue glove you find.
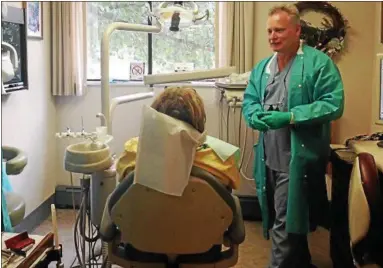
[250,112,270,131]
[258,111,292,130]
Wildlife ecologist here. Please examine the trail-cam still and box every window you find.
[86,2,215,82]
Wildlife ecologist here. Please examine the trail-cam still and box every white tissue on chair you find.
[134,105,206,196]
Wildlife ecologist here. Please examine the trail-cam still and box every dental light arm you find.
[143,66,236,85]
[110,92,155,121]
[101,22,162,134]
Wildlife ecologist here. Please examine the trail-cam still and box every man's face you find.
[266,11,301,53]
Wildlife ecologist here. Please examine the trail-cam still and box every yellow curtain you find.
[51,2,87,96]
[216,2,257,73]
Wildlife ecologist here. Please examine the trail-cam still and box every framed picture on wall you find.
[1,4,29,93]
[25,1,43,39]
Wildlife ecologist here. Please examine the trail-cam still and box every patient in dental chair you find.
[116,86,241,190]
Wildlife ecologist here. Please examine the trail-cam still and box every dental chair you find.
[348,152,383,267]
[100,165,246,268]
[1,146,27,229]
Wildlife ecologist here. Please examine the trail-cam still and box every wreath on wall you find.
[295,1,349,58]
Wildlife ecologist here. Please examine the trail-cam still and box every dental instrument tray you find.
[4,231,35,251]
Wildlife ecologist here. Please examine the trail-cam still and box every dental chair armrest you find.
[226,195,246,245]
[100,194,118,242]
[100,171,135,242]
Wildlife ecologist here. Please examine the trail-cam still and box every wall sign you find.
[130,62,145,81]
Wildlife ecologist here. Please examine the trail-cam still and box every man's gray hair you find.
[268,4,300,25]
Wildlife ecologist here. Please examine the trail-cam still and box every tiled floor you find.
[32,209,334,267]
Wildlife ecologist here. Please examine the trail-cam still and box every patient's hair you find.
[151,86,206,133]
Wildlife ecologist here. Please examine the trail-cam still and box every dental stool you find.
[2,146,27,228]
[348,153,383,267]
[100,166,246,268]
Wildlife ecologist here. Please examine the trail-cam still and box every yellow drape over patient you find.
[116,137,241,190]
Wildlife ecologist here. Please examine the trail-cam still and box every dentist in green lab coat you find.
[242,4,344,268]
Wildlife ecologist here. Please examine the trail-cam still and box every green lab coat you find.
[242,44,344,239]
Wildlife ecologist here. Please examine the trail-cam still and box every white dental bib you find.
[134,105,207,196]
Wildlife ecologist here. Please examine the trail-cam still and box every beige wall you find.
[254,2,380,143]
[333,2,377,143]
[2,2,57,216]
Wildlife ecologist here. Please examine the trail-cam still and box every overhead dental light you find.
[151,1,209,32]
[100,2,233,135]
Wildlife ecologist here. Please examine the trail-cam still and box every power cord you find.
[221,100,257,190]
[68,173,104,268]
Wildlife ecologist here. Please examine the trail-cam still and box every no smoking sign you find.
[130,62,145,81]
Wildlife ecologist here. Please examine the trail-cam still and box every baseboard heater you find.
[55,185,82,209]
[237,195,262,221]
